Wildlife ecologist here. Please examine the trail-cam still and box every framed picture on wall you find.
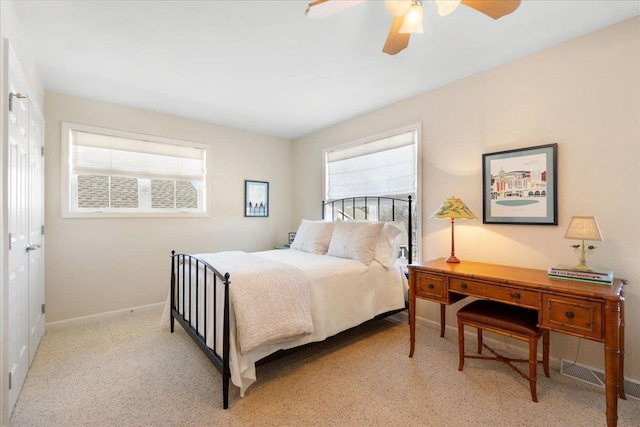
[245,180,269,217]
[482,143,558,225]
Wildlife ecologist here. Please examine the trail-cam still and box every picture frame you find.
[245,180,269,217]
[482,143,558,225]
[288,232,296,244]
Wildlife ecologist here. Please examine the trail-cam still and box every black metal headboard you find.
[321,196,414,265]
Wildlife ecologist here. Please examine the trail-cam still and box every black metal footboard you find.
[170,251,231,408]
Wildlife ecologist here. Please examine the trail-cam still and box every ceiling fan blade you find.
[305,0,366,19]
[461,0,521,20]
[382,16,411,55]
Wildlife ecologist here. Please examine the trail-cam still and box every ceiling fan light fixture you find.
[435,0,461,16]
[384,0,412,17]
[399,2,423,34]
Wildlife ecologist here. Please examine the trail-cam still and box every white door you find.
[27,111,44,364]
[6,46,43,413]
[7,53,30,412]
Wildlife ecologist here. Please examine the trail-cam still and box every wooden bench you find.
[457,299,550,402]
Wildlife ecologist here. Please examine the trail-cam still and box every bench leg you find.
[529,337,538,402]
[543,330,550,378]
[477,329,483,354]
[458,318,465,371]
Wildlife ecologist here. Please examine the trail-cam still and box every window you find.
[325,129,417,200]
[62,122,210,218]
[323,123,421,260]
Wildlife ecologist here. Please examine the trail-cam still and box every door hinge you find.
[8,372,12,390]
[41,303,46,315]
[41,225,45,236]
[8,233,11,250]
[41,146,45,156]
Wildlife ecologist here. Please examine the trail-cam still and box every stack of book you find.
[548,264,613,285]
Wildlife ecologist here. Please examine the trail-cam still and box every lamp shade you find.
[564,216,603,241]
[399,3,424,34]
[385,0,412,16]
[430,197,477,220]
[435,0,461,16]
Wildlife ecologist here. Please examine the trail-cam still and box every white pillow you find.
[327,221,384,265]
[290,220,335,255]
[374,222,404,268]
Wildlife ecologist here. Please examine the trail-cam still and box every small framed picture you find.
[288,232,296,244]
[245,180,269,217]
[482,143,558,225]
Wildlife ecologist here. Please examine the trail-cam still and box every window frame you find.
[61,122,211,218]
[322,122,422,261]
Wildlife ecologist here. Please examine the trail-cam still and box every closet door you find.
[6,45,44,414]
[27,110,44,364]
[7,49,30,412]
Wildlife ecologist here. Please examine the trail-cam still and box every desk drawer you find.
[449,278,538,308]
[540,294,602,340]
[414,272,447,302]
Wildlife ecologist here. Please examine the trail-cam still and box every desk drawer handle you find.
[511,292,521,300]
[428,284,434,289]
[460,283,468,289]
[565,311,575,319]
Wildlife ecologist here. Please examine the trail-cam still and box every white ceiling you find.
[12,0,640,140]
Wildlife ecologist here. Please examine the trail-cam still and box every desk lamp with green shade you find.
[430,196,477,263]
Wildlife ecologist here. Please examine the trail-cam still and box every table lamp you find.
[564,216,603,271]
[430,196,477,263]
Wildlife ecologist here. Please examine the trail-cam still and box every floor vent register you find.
[561,359,640,400]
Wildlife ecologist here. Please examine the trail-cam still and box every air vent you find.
[561,359,640,400]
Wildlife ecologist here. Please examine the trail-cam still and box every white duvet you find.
[169,249,408,397]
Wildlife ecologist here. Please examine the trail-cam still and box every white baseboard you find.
[45,302,165,330]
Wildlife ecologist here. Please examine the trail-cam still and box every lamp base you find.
[572,262,593,271]
[446,255,460,263]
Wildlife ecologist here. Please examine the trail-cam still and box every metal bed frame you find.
[170,196,413,409]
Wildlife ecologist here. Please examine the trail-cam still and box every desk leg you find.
[409,276,416,358]
[604,298,622,427]
[440,304,446,338]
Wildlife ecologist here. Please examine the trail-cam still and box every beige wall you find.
[44,92,293,322]
[292,17,640,380]
[0,1,45,109]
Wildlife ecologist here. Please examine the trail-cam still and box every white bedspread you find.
[169,249,407,397]
[194,252,313,354]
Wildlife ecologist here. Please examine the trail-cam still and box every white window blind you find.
[62,122,210,218]
[326,130,416,200]
[71,130,206,181]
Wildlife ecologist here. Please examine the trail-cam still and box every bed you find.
[170,196,414,408]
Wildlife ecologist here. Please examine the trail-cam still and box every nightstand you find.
[273,244,290,249]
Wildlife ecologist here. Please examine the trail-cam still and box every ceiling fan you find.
[305,0,521,55]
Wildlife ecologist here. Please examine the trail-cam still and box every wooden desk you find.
[408,258,627,427]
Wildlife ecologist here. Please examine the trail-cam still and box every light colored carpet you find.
[10,306,640,426]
